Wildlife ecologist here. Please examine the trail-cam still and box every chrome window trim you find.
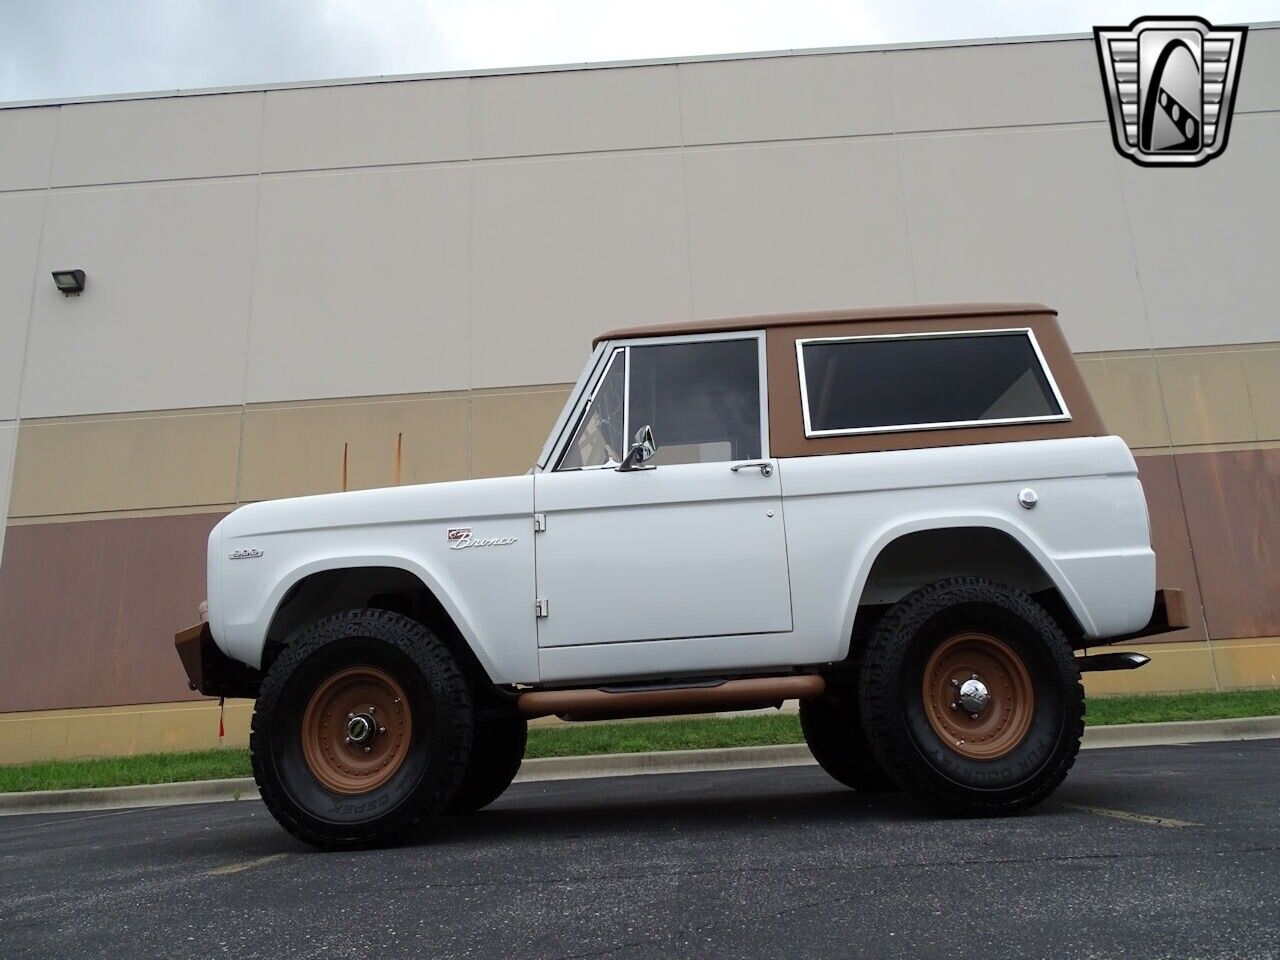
[536,342,608,471]
[795,327,1072,438]
[548,330,769,470]
[554,347,626,472]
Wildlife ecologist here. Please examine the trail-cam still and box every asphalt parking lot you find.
[1,739,1278,960]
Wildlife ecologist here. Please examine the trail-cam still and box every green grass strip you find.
[2,687,1277,794]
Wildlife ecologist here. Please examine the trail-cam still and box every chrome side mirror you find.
[617,425,656,472]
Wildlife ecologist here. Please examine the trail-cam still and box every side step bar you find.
[517,675,826,721]
[1076,651,1151,673]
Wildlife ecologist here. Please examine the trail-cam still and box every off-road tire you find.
[446,712,528,814]
[858,577,1084,817]
[251,609,473,849]
[799,692,897,793]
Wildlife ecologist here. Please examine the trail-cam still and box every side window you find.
[628,339,761,465]
[559,349,625,470]
[798,330,1067,436]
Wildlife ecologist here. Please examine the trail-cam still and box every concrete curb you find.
[3,715,1278,817]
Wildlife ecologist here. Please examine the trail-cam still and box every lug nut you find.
[369,705,376,714]
[364,746,371,754]
[950,701,958,711]
[378,726,386,735]
[345,736,351,744]
[950,679,960,688]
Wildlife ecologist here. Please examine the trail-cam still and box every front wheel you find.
[858,578,1084,816]
[250,609,473,849]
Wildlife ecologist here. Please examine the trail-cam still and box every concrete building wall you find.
[1,28,1278,760]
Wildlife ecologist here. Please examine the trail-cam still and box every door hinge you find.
[535,598,549,618]
[533,512,546,533]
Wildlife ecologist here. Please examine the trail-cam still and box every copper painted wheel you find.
[922,631,1035,761]
[301,665,413,795]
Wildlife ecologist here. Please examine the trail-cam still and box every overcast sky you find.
[2,0,1278,103]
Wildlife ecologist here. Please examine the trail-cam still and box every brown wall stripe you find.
[1175,448,1280,641]
[0,512,223,713]
[1133,455,1207,645]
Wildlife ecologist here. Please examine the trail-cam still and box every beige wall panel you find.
[1077,355,1170,449]
[471,387,572,479]
[1209,637,1280,691]
[1156,352,1257,446]
[0,194,44,420]
[261,78,470,172]
[679,52,892,146]
[1082,640,1216,695]
[22,181,256,417]
[684,139,915,319]
[0,423,14,564]
[247,166,471,403]
[1235,27,1280,114]
[50,93,262,186]
[1117,113,1280,349]
[0,105,56,191]
[1240,347,1280,442]
[899,126,1150,353]
[470,153,691,388]
[239,396,469,502]
[9,410,240,517]
[471,65,681,159]
[0,700,255,764]
[889,38,1104,133]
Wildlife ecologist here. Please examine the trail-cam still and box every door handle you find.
[730,461,773,477]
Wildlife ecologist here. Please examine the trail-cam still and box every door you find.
[534,333,793,648]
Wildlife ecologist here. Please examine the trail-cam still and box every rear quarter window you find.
[797,329,1069,437]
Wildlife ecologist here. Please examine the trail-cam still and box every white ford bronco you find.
[176,302,1184,849]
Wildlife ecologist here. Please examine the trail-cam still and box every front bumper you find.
[174,623,261,699]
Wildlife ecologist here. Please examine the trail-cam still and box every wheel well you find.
[848,527,1085,656]
[263,566,505,703]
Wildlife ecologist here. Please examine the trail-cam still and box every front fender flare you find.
[228,553,493,678]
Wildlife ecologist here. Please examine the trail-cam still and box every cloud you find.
[2,0,1278,102]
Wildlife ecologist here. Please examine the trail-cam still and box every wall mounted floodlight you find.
[52,269,86,296]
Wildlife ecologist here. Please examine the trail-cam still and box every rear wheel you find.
[858,578,1083,816]
[799,692,896,793]
[251,609,473,849]
[446,713,527,814]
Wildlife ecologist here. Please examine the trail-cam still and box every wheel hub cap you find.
[346,712,376,744]
[958,677,991,716]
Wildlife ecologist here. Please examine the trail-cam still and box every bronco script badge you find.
[1095,16,1247,167]
[448,527,517,550]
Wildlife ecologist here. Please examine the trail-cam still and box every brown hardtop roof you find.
[594,302,1056,346]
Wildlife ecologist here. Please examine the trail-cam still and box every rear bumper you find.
[174,623,261,699]
[1110,587,1188,642]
